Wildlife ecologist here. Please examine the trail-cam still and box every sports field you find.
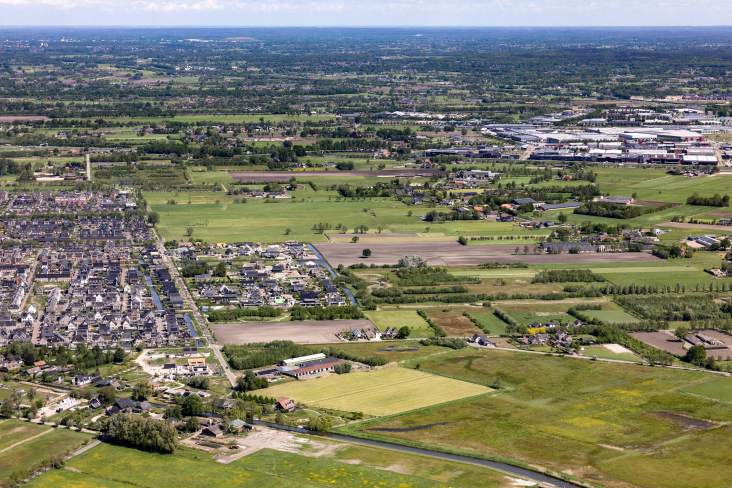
[365,310,434,338]
[336,349,732,488]
[263,367,492,416]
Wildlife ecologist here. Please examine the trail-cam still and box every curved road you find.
[151,227,237,388]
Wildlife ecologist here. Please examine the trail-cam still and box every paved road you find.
[519,144,535,161]
[68,439,101,459]
[151,227,237,389]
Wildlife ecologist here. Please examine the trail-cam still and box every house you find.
[132,401,151,414]
[276,397,295,412]
[201,424,226,438]
[230,419,253,432]
[471,334,493,346]
[72,374,92,386]
[89,398,102,409]
[113,397,135,411]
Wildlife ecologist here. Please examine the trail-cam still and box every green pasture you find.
[581,309,640,323]
[1,424,94,484]
[146,187,555,243]
[365,310,434,338]
[313,340,451,364]
[0,421,50,451]
[470,313,512,335]
[26,441,512,488]
[581,345,640,362]
[681,377,732,403]
[336,349,732,488]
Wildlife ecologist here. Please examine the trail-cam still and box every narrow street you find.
[151,227,237,388]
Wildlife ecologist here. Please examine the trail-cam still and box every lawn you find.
[1,423,94,484]
[681,377,732,402]
[26,442,515,488]
[263,367,493,416]
[335,349,732,488]
[365,310,434,338]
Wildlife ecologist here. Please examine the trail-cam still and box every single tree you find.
[100,386,117,406]
[182,393,204,417]
[351,236,360,243]
[558,212,568,224]
[674,326,689,342]
[398,326,411,338]
[213,261,227,277]
[132,381,153,401]
[362,248,371,258]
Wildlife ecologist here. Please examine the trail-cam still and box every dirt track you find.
[315,241,664,267]
[229,170,443,182]
[210,319,375,344]
[658,222,732,231]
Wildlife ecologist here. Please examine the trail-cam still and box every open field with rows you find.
[336,349,732,488]
[630,331,690,355]
[262,367,493,416]
[210,319,372,345]
[316,241,664,267]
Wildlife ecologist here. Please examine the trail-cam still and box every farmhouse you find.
[276,397,295,412]
[279,356,344,378]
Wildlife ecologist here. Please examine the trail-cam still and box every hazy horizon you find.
[2,0,732,28]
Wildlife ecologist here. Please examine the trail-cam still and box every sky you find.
[2,0,732,26]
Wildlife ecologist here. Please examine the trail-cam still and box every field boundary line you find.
[0,427,51,454]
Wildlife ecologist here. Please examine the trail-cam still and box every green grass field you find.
[470,312,512,335]
[315,340,453,364]
[26,440,515,488]
[0,421,50,451]
[263,367,492,416]
[1,423,94,484]
[365,310,434,338]
[582,345,640,362]
[681,377,732,402]
[581,309,640,323]
[336,349,732,488]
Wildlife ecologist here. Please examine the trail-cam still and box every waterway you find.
[320,433,578,488]
[304,243,358,306]
[144,274,163,313]
[183,313,205,347]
